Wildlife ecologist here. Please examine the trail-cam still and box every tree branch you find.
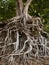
[23,0,32,19]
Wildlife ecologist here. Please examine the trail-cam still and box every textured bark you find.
[16,0,23,16]
[23,0,32,19]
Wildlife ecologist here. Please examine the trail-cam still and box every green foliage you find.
[0,0,49,33]
[28,0,49,33]
[0,0,16,20]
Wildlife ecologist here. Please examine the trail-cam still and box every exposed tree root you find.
[0,0,49,65]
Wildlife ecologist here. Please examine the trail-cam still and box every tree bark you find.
[16,0,23,16]
[23,0,32,20]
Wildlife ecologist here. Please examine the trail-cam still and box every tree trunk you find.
[16,0,23,16]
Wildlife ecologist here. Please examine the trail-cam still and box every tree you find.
[0,0,49,65]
